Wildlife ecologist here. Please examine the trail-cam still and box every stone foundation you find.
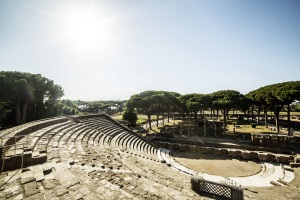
[154,141,294,164]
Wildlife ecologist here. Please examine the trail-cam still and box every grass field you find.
[111,114,165,125]
[227,124,276,134]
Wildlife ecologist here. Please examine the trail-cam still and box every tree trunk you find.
[246,110,249,121]
[156,114,159,127]
[21,98,28,124]
[147,115,152,130]
[167,110,170,123]
[217,109,219,119]
[16,98,21,125]
[194,111,197,134]
[223,108,226,134]
[251,107,254,122]
[162,113,165,126]
[273,105,283,133]
[264,108,268,128]
[287,104,291,136]
[274,111,280,133]
[257,109,261,124]
[210,109,213,119]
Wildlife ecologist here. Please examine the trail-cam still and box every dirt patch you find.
[173,151,262,177]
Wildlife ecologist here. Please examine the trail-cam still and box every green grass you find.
[111,114,123,120]
[147,120,182,134]
[227,124,276,134]
[111,114,165,124]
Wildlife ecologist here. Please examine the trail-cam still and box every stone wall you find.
[151,137,293,154]
[154,141,294,164]
[251,134,294,148]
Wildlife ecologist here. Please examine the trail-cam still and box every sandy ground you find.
[173,151,262,177]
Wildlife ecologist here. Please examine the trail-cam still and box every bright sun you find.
[59,5,114,55]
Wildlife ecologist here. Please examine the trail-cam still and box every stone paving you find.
[0,146,205,199]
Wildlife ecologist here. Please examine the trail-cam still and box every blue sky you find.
[0,0,299,100]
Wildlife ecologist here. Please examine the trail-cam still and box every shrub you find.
[250,123,257,128]
[122,108,137,126]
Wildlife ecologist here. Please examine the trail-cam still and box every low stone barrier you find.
[277,156,293,164]
[220,149,228,156]
[195,146,202,152]
[249,152,258,161]
[189,145,197,153]
[173,143,179,150]
[234,150,243,159]
[153,141,294,164]
[258,153,268,161]
[267,153,278,163]
[203,147,215,154]
[228,150,236,157]
[242,151,251,160]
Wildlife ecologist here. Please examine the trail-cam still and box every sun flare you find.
[59,5,114,54]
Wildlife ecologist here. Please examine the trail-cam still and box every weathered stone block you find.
[21,177,36,185]
[258,153,268,161]
[189,145,197,152]
[173,143,179,150]
[249,152,258,161]
[242,151,251,160]
[55,187,69,197]
[278,156,291,164]
[290,162,300,168]
[195,146,202,152]
[228,150,236,157]
[200,147,209,154]
[220,149,228,155]
[42,179,56,189]
[22,181,40,198]
[213,148,222,155]
[267,153,278,163]
[234,150,243,159]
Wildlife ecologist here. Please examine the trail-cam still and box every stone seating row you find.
[1,121,72,158]
[0,116,68,139]
[0,120,78,172]
[79,117,157,156]
[0,115,159,172]
[81,116,158,148]
[39,118,158,167]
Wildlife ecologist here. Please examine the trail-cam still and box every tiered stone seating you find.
[0,118,71,171]
[79,116,158,156]
[0,114,208,199]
